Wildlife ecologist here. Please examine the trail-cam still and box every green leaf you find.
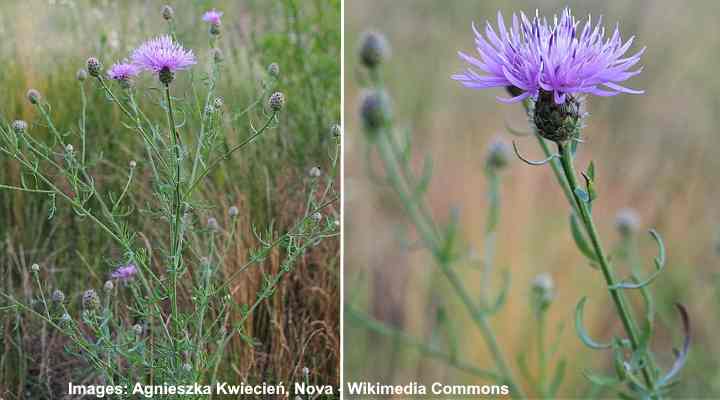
[583,370,622,387]
[587,161,596,180]
[483,269,510,315]
[414,155,433,196]
[575,188,590,203]
[548,359,567,397]
[609,230,666,290]
[570,214,599,264]
[575,297,612,349]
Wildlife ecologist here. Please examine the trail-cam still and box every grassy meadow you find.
[0,0,339,398]
[344,0,720,398]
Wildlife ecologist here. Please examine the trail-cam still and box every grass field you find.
[0,1,340,399]
[344,0,720,398]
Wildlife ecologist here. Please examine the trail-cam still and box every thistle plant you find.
[0,4,337,393]
[455,8,690,399]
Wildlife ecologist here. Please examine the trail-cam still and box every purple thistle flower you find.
[107,61,140,82]
[453,8,645,104]
[131,35,196,84]
[202,9,223,26]
[111,263,138,281]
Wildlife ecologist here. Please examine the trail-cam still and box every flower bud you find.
[161,5,174,21]
[531,273,554,312]
[532,91,585,143]
[51,289,65,303]
[27,89,41,105]
[76,69,87,82]
[228,206,239,217]
[209,24,221,36]
[11,120,28,134]
[129,160,137,169]
[308,166,322,178]
[133,324,143,335]
[330,123,342,138]
[103,280,114,292]
[31,263,40,272]
[486,139,510,170]
[82,289,100,310]
[359,89,391,137]
[207,217,219,231]
[311,212,322,223]
[358,31,390,69]
[65,144,74,153]
[86,57,102,78]
[268,91,285,111]
[267,62,280,78]
[182,363,192,372]
[615,208,640,236]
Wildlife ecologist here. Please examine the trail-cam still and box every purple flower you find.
[202,9,223,26]
[453,9,644,104]
[131,35,196,77]
[107,61,140,82]
[111,263,138,281]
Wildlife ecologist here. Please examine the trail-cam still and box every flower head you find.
[111,263,138,281]
[107,61,140,86]
[27,89,41,105]
[11,120,27,134]
[131,35,196,84]
[202,9,223,26]
[358,31,390,69]
[615,208,640,236]
[453,9,645,104]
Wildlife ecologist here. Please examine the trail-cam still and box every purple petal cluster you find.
[107,61,140,81]
[111,263,138,281]
[131,35,197,74]
[202,9,223,25]
[453,8,645,104]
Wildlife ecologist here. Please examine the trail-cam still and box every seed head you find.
[267,62,280,78]
[228,206,239,217]
[86,57,102,77]
[51,289,65,303]
[82,289,100,310]
[103,280,114,292]
[358,31,390,69]
[615,208,640,236]
[532,91,585,142]
[308,166,322,178]
[359,89,391,137]
[27,89,41,105]
[11,120,28,134]
[311,212,322,223]
[486,139,510,170]
[213,97,224,110]
[330,123,342,138]
[268,91,285,111]
[31,263,40,272]
[161,5,174,21]
[76,69,87,82]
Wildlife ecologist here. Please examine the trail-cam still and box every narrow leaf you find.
[609,230,666,290]
[575,187,590,203]
[575,297,612,349]
[570,213,599,264]
[548,359,567,397]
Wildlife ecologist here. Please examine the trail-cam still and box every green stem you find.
[556,142,658,393]
[165,85,182,369]
[375,134,525,398]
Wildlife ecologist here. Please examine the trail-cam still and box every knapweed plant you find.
[0,4,337,394]
[352,8,689,400]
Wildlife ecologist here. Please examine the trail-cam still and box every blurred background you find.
[344,0,720,398]
[0,0,339,398]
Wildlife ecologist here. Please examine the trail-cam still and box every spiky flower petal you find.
[131,35,197,82]
[453,8,644,104]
